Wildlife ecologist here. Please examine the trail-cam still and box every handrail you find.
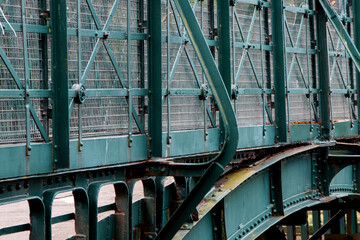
[155,0,239,239]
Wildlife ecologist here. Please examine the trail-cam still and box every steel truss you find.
[1,0,360,239]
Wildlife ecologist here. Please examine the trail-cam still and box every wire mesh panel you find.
[325,0,357,125]
[283,3,317,124]
[231,0,273,128]
[67,0,147,138]
[0,0,359,150]
[161,0,216,135]
[0,0,49,144]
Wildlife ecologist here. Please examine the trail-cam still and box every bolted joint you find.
[199,84,209,100]
[40,10,50,21]
[232,85,240,100]
[72,84,87,104]
[345,86,351,98]
[102,32,109,40]
[95,31,110,39]
[257,0,264,10]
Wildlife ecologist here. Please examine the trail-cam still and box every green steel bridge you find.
[1,0,360,239]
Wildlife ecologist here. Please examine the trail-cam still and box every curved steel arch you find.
[176,143,360,240]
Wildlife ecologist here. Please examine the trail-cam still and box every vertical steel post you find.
[127,0,133,147]
[264,7,272,114]
[271,0,287,143]
[139,0,145,125]
[40,0,49,135]
[346,4,355,121]
[316,0,331,140]
[51,0,70,168]
[77,0,83,152]
[21,0,31,155]
[217,0,231,94]
[353,0,360,132]
[312,211,321,240]
[217,0,231,146]
[309,0,318,123]
[148,0,163,157]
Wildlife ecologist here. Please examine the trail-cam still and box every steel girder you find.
[177,142,360,240]
[2,0,360,239]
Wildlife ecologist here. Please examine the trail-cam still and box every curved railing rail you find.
[155,0,239,239]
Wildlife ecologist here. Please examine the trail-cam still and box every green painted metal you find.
[51,0,70,168]
[2,0,360,239]
[217,0,231,146]
[148,0,163,157]
[179,143,360,240]
[21,0,31,156]
[309,209,346,240]
[318,0,360,72]
[316,0,331,140]
[44,188,88,239]
[155,0,238,238]
[162,129,219,157]
[88,182,128,240]
[271,0,287,143]
[354,0,360,134]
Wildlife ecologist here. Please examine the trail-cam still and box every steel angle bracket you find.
[155,0,239,239]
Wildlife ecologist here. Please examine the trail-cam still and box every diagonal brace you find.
[318,0,360,72]
[308,209,346,240]
[75,0,145,134]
